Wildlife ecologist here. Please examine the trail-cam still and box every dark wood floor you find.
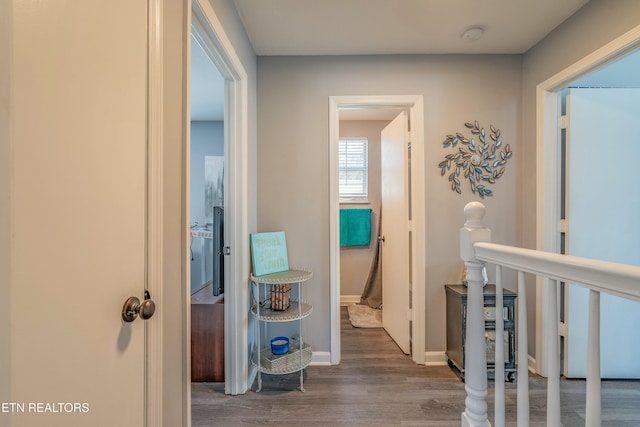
[192,307,640,426]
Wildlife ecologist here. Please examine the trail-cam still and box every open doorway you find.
[537,27,640,376]
[329,95,426,365]
[338,108,412,355]
[189,31,226,383]
[186,0,251,403]
[562,85,640,378]
[559,48,640,378]
[337,109,398,306]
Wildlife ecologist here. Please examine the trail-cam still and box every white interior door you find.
[380,111,411,354]
[11,2,149,425]
[565,88,640,378]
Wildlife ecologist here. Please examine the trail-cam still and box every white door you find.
[380,111,411,354]
[565,88,640,378]
[10,2,149,426]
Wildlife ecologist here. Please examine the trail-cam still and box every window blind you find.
[339,138,368,200]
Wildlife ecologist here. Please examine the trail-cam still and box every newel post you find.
[460,202,491,427]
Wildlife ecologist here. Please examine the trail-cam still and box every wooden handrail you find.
[472,241,640,302]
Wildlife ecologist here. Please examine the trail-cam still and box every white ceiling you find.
[233,0,590,56]
[191,1,640,122]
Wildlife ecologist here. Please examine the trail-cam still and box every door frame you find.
[328,95,426,365]
[535,24,640,376]
[147,0,163,423]
[184,0,250,402]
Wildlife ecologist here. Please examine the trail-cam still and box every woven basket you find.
[270,283,291,311]
[260,342,311,371]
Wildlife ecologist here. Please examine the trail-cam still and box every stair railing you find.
[460,201,640,427]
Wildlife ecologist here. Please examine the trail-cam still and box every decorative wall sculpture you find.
[438,121,512,198]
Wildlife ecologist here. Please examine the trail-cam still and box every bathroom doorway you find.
[329,95,426,365]
[337,108,410,354]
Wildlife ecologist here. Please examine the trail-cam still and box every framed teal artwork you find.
[250,231,289,276]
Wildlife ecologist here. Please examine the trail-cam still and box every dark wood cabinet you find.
[191,284,224,382]
[445,284,517,381]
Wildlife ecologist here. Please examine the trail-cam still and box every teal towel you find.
[340,208,371,246]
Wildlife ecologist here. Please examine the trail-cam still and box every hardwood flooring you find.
[192,306,640,426]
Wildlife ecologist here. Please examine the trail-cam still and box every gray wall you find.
[257,55,522,354]
[521,0,640,357]
[339,120,387,298]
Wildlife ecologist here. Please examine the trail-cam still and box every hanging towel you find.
[340,208,371,246]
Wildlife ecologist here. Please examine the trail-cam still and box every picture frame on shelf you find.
[250,231,289,276]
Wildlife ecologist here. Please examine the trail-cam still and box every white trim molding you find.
[310,351,332,366]
[329,95,426,366]
[425,351,448,366]
[146,0,163,424]
[191,0,250,398]
[340,295,361,306]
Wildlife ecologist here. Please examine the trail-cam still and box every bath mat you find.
[347,304,382,328]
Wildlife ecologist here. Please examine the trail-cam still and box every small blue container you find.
[270,336,289,355]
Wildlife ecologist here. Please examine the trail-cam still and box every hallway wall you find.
[257,54,522,355]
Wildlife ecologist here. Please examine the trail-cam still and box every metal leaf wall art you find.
[438,121,512,198]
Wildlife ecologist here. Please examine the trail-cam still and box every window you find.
[338,138,368,201]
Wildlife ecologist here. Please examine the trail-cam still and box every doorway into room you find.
[189,30,226,385]
[337,108,399,345]
[186,0,251,404]
[329,95,426,365]
[537,29,640,377]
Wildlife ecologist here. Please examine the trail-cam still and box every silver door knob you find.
[378,235,385,242]
[122,291,156,322]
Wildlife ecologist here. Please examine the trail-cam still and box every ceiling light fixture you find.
[461,26,485,42]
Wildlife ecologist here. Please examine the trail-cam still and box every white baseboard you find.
[311,351,448,367]
[425,351,448,366]
[310,351,332,366]
[528,354,537,374]
[340,295,360,306]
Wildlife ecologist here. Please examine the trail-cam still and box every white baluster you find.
[585,290,601,427]
[460,202,491,427]
[517,271,529,426]
[494,266,505,427]
[545,279,561,426]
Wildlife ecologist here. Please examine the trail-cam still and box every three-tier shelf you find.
[250,268,313,392]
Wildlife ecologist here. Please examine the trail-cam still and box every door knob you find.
[122,290,156,322]
[378,235,385,243]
